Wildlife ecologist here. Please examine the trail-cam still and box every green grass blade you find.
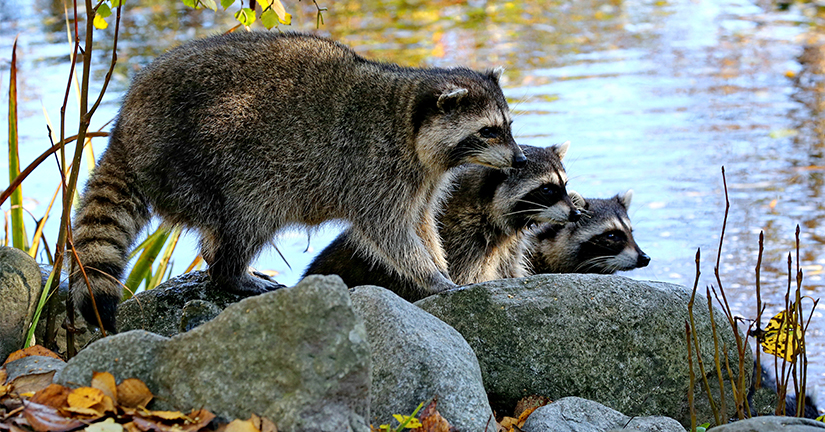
[123,227,170,299]
[25,268,56,347]
[148,226,182,289]
[8,37,29,251]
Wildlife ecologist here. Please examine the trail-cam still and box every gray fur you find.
[71,32,523,332]
[528,190,650,274]
[304,144,581,300]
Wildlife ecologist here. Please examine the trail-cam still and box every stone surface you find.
[708,417,825,431]
[521,397,683,432]
[350,285,495,432]
[0,247,45,361]
[415,274,751,427]
[5,355,66,381]
[57,275,371,432]
[117,271,248,337]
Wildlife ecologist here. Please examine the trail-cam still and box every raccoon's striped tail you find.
[70,149,150,333]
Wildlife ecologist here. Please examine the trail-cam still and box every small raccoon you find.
[304,144,582,301]
[528,190,650,274]
[71,32,524,332]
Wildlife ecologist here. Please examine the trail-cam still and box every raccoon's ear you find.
[620,189,634,209]
[553,141,571,160]
[437,88,468,112]
[487,67,504,84]
[569,190,587,209]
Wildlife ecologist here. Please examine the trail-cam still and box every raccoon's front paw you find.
[428,272,457,294]
[224,271,286,296]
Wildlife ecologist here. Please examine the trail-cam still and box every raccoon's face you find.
[414,68,525,170]
[534,190,650,274]
[497,143,581,229]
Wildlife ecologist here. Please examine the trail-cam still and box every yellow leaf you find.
[760,308,804,362]
[269,0,290,24]
[67,387,104,409]
[93,14,108,30]
[392,414,422,428]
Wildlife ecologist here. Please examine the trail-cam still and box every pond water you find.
[2,0,825,415]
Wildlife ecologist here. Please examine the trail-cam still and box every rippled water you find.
[2,0,825,414]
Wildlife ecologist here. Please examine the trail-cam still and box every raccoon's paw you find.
[225,271,286,296]
[427,272,457,294]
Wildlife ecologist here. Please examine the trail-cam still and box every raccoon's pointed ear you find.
[553,141,571,160]
[487,67,504,84]
[569,190,587,209]
[620,189,634,208]
[437,88,468,112]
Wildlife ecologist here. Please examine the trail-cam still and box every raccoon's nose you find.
[637,252,651,268]
[512,152,527,168]
[568,208,582,222]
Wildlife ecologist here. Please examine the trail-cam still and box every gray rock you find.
[59,275,371,432]
[5,355,66,381]
[415,274,750,427]
[179,299,223,332]
[0,247,44,361]
[350,285,495,432]
[34,265,100,355]
[708,417,825,431]
[54,330,167,387]
[117,271,248,337]
[521,397,683,432]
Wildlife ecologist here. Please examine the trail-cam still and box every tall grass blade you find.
[123,227,170,299]
[24,269,57,347]
[8,37,29,251]
[148,226,182,289]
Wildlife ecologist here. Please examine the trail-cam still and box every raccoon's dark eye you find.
[479,127,499,139]
[540,185,556,197]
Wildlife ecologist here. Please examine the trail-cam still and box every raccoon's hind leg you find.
[199,226,285,294]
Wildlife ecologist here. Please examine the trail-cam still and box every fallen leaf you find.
[85,417,124,432]
[91,394,117,414]
[145,409,190,421]
[117,378,153,408]
[260,416,278,432]
[61,405,104,418]
[122,421,142,432]
[92,371,118,402]
[9,371,56,395]
[224,418,260,432]
[22,401,85,432]
[3,347,62,365]
[67,387,104,409]
[499,417,518,428]
[29,384,71,409]
[412,397,456,432]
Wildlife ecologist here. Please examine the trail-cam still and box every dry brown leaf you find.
[499,417,518,428]
[122,421,142,432]
[145,410,190,421]
[3,347,62,365]
[260,416,278,432]
[22,401,85,432]
[67,387,104,409]
[412,397,456,432]
[29,384,71,409]
[130,409,215,432]
[117,378,153,408]
[92,371,118,402]
[91,394,117,414]
[0,369,10,397]
[513,395,551,419]
[9,371,56,395]
[61,405,105,419]
[224,418,260,432]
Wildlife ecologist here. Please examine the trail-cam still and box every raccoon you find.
[528,190,650,274]
[71,31,524,332]
[303,143,582,301]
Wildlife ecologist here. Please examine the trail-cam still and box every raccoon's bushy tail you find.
[70,147,150,333]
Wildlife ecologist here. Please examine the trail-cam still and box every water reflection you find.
[2,0,825,413]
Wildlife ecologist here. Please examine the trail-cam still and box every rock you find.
[54,330,168,387]
[179,299,223,333]
[0,247,44,361]
[57,275,371,432]
[117,271,248,336]
[708,417,825,431]
[5,355,66,394]
[415,274,750,427]
[350,285,495,432]
[521,397,683,432]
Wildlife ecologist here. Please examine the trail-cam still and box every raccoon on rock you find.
[71,32,524,332]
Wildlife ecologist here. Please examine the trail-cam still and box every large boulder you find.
[415,274,751,427]
[0,247,44,361]
[521,397,683,432]
[707,417,825,431]
[350,285,495,431]
[56,275,371,432]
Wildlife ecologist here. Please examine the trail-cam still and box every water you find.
[2,0,825,413]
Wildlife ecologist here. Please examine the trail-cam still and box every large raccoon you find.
[303,144,582,301]
[71,32,524,332]
[528,190,650,274]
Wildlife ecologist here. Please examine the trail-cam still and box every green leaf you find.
[182,0,197,9]
[123,227,170,298]
[147,226,182,289]
[220,0,234,9]
[8,38,28,252]
[25,268,56,347]
[97,2,112,18]
[200,0,218,11]
[234,7,256,26]
[111,0,123,7]
[260,8,278,29]
[255,0,271,9]
[93,14,108,29]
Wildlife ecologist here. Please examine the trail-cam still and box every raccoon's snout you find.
[512,152,527,168]
[568,207,582,222]
[637,251,651,268]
